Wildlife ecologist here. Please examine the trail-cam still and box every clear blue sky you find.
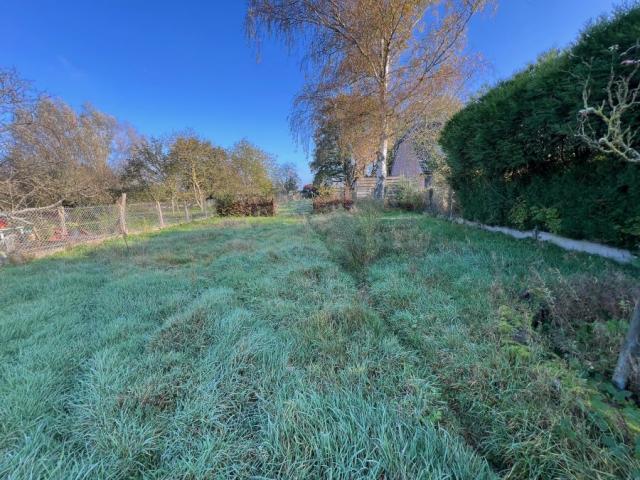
[0,0,620,183]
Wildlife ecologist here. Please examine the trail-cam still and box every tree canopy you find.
[0,69,294,211]
[248,0,489,198]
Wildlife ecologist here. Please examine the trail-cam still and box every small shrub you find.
[301,184,318,198]
[215,195,275,216]
[310,204,387,279]
[388,180,426,212]
[312,196,353,213]
[508,200,562,233]
[527,272,639,382]
[508,199,529,230]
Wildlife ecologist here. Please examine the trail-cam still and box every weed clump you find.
[387,180,427,212]
[312,196,354,213]
[311,201,430,280]
[310,204,386,279]
[527,272,638,383]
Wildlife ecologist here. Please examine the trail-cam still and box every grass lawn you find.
[1,205,639,479]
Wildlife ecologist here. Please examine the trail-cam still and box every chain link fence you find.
[0,196,211,258]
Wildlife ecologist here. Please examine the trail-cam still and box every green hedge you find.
[440,6,640,249]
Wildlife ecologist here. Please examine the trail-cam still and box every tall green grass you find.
[312,207,640,479]
[2,207,639,478]
[0,215,492,479]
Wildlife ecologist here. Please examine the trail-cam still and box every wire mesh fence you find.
[0,196,213,258]
[0,186,455,259]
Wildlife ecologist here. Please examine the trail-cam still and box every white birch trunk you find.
[374,134,388,200]
[374,45,390,201]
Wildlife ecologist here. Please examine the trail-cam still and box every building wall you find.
[390,139,423,177]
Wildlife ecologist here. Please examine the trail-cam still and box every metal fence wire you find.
[0,196,212,257]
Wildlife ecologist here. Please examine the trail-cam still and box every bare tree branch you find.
[577,41,640,162]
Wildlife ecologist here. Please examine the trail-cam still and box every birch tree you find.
[247,0,489,198]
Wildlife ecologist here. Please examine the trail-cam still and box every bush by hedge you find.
[386,180,426,212]
[440,6,640,249]
[215,195,275,216]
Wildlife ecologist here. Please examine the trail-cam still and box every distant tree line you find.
[0,71,300,212]
[440,6,640,248]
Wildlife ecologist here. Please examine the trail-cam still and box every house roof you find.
[390,138,423,177]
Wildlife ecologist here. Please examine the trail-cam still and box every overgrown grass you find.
[1,205,639,478]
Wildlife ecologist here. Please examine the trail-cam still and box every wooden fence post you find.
[118,193,128,234]
[57,206,68,238]
[156,200,165,228]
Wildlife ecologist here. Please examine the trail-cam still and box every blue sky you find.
[1,0,620,183]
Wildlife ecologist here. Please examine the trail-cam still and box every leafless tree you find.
[271,161,301,194]
[2,98,118,211]
[0,69,38,210]
[0,69,35,151]
[578,42,640,163]
[247,0,490,198]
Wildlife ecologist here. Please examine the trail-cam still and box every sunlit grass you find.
[1,206,638,479]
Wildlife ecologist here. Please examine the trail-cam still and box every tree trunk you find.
[155,200,165,228]
[184,202,191,222]
[374,50,390,201]
[345,156,356,202]
[190,163,204,211]
[613,300,640,390]
[373,134,388,200]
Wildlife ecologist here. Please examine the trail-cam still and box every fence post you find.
[184,202,190,222]
[118,193,128,234]
[156,200,165,228]
[57,206,68,238]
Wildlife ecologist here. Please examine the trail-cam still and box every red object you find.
[0,217,7,229]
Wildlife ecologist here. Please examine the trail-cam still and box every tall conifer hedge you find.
[440,6,640,248]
